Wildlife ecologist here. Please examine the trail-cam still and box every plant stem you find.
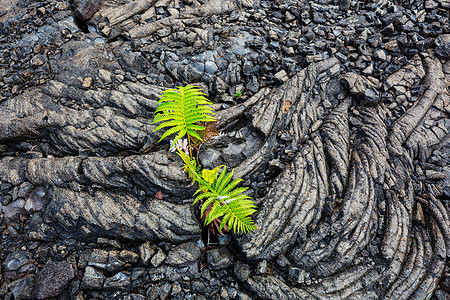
[187,134,193,157]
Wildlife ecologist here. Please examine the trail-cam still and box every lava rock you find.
[139,242,157,265]
[234,261,250,282]
[342,72,380,95]
[3,250,29,272]
[34,261,75,299]
[74,0,101,21]
[206,248,233,270]
[434,289,450,300]
[81,266,105,289]
[9,275,35,300]
[119,250,139,264]
[147,282,171,300]
[276,255,290,268]
[339,0,351,10]
[363,88,381,104]
[204,61,218,75]
[435,42,450,59]
[191,279,208,294]
[28,215,58,241]
[104,272,131,289]
[256,260,268,274]
[87,249,110,270]
[150,248,166,268]
[30,54,46,67]
[165,242,201,267]
[289,267,305,284]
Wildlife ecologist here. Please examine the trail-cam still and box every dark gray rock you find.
[74,0,101,21]
[441,274,450,290]
[3,250,29,272]
[129,294,146,300]
[434,289,450,300]
[234,261,250,282]
[146,282,172,300]
[81,266,105,289]
[159,282,172,300]
[139,242,156,265]
[9,275,35,300]
[237,291,254,300]
[87,249,110,270]
[435,42,450,59]
[165,242,201,267]
[366,243,380,256]
[108,27,122,40]
[150,248,166,267]
[28,215,58,241]
[342,72,380,95]
[1,1,450,299]
[30,54,47,67]
[34,261,75,299]
[256,260,267,275]
[146,284,159,300]
[204,61,218,75]
[17,182,34,198]
[363,88,381,104]
[206,247,233,270]
[119,250,139,264]
[104,272,131,289]
[1,193,12,206]
[40,186,201,243]
[191,279,208,294]
[339,0,351,10]
[107,252,126,273]
[288,267,305,284]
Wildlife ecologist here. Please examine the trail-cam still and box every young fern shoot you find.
[152,85,257,234]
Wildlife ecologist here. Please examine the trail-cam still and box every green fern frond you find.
[152,85,216,146]
[194,166,257,234]
[176,149,202,183]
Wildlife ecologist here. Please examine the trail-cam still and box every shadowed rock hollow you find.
[0,0,449,299]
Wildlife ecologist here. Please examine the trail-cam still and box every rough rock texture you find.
[0,0,449,299]
[33,261,75,299]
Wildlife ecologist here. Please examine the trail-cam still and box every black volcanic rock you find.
[34,261,75,299]
[74,0,101,21]
[0,0,449,299]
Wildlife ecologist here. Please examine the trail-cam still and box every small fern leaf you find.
[205,201,225,224]
[222,178,244,195]
[201,167,222,184]
[217,169,234,194]
[176,150,201,183]
[159,126,184,142]
[186,129,203,141]
[213,165,228,190]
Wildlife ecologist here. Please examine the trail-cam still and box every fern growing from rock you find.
[152,85,257,234]
[178,150,257,234]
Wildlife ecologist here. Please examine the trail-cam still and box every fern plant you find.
[152,85,216,155]
[152,85,257,234]
[178,150,257,234]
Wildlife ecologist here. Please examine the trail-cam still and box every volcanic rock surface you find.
[0,0,449,299]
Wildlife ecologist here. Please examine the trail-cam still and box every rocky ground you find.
[0,0,449,299]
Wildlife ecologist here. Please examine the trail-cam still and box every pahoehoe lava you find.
[0,0,449,299]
